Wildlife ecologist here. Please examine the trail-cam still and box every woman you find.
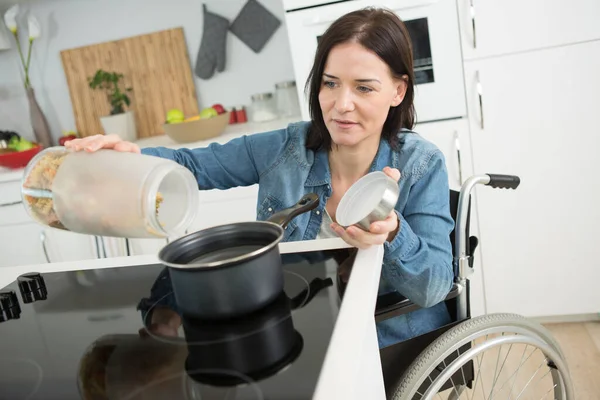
[66,7,454,348]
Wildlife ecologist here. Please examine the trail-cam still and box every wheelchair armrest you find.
[374,283,462,323]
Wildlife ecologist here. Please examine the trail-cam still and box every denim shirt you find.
[140,121,454,348]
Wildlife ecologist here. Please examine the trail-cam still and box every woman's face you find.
[319,41,407,149]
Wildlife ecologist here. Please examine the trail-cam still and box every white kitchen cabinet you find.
[414,119,486,317]
[463,39,600,318]
[0,222,99,268]
[457,0,600,60]
[415,119,473,192]
[191,195,258,232]
[0,222,48,268]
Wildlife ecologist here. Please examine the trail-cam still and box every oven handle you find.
[40,231,51,263]
[302,0,439,27]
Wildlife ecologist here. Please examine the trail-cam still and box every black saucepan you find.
[158,193,320,320]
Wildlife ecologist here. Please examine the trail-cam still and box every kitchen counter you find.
[135,116,301,150]
[0,116,302,184]
[0,238,386,399]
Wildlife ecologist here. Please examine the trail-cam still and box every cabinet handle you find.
[94,236,108,259]
[0,200,22,208]
[40,231,51,263]
[470,0,477,48]
[454,131,464,185]
[476,70,484,129]
[99,237,107,258]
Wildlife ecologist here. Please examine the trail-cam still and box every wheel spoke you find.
[539,383,557,400]
[488,339,513,399]
[455,347,471,400]
[514,357,548,400]
[490,345,536,400]
[441,357,461,399]
[470,335,488,397]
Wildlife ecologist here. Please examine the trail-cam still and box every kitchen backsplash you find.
[0,0,297,143]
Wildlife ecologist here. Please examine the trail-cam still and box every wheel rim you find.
[406,331,573,400]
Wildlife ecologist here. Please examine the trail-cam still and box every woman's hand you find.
[64,133,141,154]
[331,167,401,250]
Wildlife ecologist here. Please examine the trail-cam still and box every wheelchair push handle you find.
[485,174,521,190]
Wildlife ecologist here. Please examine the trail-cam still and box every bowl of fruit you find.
[0,131,43,169]
[163,104,230,144]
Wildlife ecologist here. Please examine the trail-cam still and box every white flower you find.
[3,5,19,34]
[27,15,40,40]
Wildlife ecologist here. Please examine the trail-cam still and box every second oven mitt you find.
[195,4,230,79]
[229,0,281,53]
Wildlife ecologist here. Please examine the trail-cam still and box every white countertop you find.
[0,238,386,399]
[0,116,302,184]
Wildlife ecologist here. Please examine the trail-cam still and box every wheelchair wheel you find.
[392,313,574,400]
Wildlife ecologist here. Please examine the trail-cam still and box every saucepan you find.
[158,193,320,320]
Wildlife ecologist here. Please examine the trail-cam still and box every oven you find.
[283,0,467,124]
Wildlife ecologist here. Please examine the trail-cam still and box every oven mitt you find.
[229,0,281,53]
[195,4,230,80]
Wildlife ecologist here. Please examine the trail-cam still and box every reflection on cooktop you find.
[0,247,357,400]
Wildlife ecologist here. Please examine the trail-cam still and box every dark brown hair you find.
[305,7,416,151]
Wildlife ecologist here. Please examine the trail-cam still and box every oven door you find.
[284,0,466,123]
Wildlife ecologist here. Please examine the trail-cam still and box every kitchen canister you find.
[249,92,278,122]
[274,81,301,118]
[20,147,199,238]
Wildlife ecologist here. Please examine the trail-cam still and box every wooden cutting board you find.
[60,27,199,139]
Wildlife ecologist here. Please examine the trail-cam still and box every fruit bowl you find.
[0,144,43,169]
[163,112,230,144]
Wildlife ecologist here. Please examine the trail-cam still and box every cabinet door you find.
[415,119,472,192]
[463,40,600,317]
[0,223,100,267]
[414,120,486,317]
[457,0,600,60]
[43,229,98,263]
[191,197,258,232]
[0,223,48,267]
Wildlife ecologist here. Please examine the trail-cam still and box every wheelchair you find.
[374,174,574,400]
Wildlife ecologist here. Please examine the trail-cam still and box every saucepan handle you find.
[267,193,320,228]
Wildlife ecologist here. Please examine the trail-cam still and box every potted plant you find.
[88,69,136,141]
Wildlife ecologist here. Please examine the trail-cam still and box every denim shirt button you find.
[268,207,273,212]
[316,210,320,215]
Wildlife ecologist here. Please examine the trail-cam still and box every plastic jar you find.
[275,81,301,118]
[249,93,278,122]
[21,147,199,238]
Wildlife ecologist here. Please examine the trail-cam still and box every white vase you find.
[100,111,137,142]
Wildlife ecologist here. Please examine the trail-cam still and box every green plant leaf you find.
[88,69,132,115]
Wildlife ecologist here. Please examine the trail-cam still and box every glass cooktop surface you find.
[0,247,358,400]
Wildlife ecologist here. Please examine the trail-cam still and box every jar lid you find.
[275,81,296,89]
[251,92,273,101]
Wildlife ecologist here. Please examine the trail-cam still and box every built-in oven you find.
[283,0,466,124]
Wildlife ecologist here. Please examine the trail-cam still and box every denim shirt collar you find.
[304,137,396,187]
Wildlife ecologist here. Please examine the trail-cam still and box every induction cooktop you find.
[0,247,358,400]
